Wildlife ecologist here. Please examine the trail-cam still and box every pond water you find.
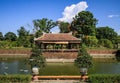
[0,58,120,75]
[0,58,31,75]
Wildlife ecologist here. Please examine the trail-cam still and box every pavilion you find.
[34,33,81,51]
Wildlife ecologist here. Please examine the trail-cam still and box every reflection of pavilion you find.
[34,33,81,59]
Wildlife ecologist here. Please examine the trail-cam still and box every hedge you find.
[89,74,120,83]
[0,75,31,83]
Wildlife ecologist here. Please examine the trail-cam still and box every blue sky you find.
[0,0,120,35]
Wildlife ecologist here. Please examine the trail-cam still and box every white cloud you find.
[58,1,88,23]
[108,15,119,18]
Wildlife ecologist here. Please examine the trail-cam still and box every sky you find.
[0,0,120,35]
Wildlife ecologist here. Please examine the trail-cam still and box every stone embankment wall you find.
[0,49,31,58]
[0,49,117,59]
[43,51,78,59]
[43,50,117,59]
[88,50,116,58]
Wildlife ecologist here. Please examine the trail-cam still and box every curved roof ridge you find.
[35,33,80,41]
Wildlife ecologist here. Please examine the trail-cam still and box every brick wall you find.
[43,51,78,59]
[43,50,117,59]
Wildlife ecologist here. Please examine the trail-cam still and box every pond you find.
[0,58,120,75]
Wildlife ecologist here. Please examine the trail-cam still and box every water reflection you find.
[89,62,120,74]
[0,59,31,75]
[0,58,120,75]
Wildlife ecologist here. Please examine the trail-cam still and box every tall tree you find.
[0,32,4,40]
[33,18,56,37]
[71,11,97,38]
[17,26,29,37]
[96,26,117,42]
[58,21,71,33]
[17,26,30,47]
[4,32,17,41]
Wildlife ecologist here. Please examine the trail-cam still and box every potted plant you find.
[29,45,46,75]
[74,45,93,76]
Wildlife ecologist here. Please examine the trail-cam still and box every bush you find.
[89,74,120,83]
[0,75,31,83]
[83,36,98,47]
[98,39,113,48]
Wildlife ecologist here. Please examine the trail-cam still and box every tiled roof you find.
[35,33,80,42]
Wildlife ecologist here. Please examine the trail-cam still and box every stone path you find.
[30,80,86,83]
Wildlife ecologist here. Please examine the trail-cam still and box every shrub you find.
[83,36,98,47]
[98,39,113,48]
[89,74,120,83]
[0,75,31,83]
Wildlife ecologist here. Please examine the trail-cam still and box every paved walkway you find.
[30,80,86,83]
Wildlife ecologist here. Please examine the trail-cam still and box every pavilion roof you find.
[34,33,80,43]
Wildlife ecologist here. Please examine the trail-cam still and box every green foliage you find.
[74,45,93,68]
[58,21,70,33]
[33,18,57,37]
[98,39,113,48]
[4,32,17,41]
[17,27,31,47]
[71,11,97,37]
[29,45,46,68]
[0,32,4,40]
[83,36,98,47]
[115,36,120,43]
[89,74,120,83]
[17,26,29,37]
[96,26,117,42]
[114,36,120,48]
[0,75,31,83]
[0,41,17,48]
[34,30,43,38]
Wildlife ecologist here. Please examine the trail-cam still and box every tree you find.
[58,21,71,33]
[74,45,93,68]
[96,26,117,42]
[114,36,120,48]
[4,32,17,41]
[17,26,30,47]
[71,11,97,38]
[29,45,46,68]
[83,36,98,47]
[0,32,4,40]
[33,18,56,37]
[17,26,29,37]
[29,34,35,48]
